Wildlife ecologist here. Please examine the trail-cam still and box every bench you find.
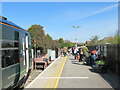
[34,58,47,70]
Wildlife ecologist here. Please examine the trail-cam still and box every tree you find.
[27,24,46,48]
[46,34,53,41]
[90,35,99,45]
[60,41,75,48]
[112,34,119,44]
[27,24,61,54]
[58,38,64,43]
[52,40,60,50]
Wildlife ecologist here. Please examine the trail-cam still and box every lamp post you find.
[72,26,80,47]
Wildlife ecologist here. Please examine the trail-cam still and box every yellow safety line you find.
[54,56,67,88]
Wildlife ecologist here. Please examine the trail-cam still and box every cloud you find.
[79,3,118,20]
[59,3,118,22]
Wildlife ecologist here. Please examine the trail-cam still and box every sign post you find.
[34,40,37,58]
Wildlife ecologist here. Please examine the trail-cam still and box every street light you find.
[72,26,80,47]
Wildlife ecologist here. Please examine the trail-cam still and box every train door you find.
[19,33,31,87]
[19,34,30,86]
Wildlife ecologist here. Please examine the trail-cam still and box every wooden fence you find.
[88,44,120,75]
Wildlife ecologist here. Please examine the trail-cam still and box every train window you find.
[2,41,14,48]
[14,42,18,47]
[15,31,19,40]
[1,30,19,68]
[2,25,19,41]
[1,50,19,68]
[14,50,19,63]
[2,26,14,40]
[2,40,18,48]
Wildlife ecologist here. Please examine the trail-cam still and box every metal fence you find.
[88,44,120,75]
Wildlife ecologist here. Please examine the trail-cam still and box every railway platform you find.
[25,55,119,89]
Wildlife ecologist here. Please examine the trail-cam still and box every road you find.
[25,55,114,89]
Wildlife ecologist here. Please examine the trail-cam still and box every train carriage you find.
[0,16,32,89]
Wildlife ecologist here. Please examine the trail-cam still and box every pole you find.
[72,26,80,47]
[35,47,36,58]
[34,40,37,58]
[75,27,77,47]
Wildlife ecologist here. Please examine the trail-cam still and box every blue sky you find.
[2,2,118,42]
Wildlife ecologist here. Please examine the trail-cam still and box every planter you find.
[95,64,109,73]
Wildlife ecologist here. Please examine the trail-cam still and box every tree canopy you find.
[90,35,99,44]
[27,25,60,54]
[27,24,79,54]
[87,33,120,46]
[58,38,64,43]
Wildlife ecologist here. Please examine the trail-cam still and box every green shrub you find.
[96,60,106,65]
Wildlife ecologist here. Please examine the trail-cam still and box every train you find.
[0,16,32,89]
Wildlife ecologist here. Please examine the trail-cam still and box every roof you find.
[0,16,24,30]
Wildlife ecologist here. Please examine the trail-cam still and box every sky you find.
[1,2,118,43]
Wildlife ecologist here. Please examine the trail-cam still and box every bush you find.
[96,60,106,65]
[95,60,108,73]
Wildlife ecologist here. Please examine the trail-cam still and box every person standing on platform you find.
[78,47,83,62]
[63,47,67,57]
[91,52,97,67]
[68,48,72,56]
[60,48,63,56]
[82,44,89,64]
[74,47,78,60]
[72,47,75,55]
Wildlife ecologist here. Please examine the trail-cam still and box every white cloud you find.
[79,3,118,20]
[53,3,118,23]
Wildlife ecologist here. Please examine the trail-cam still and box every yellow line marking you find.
[43,56,67,88]
[54,56,67,88]
[25,57,61,88]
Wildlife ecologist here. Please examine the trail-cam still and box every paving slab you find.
[25,56,67,88]
[25,55,118,89]
[58,56,114,89]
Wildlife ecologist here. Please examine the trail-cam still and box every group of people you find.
[72,44,89,62]
[60,44,100,67]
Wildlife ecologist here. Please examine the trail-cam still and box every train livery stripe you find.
[0,21,25,31]
[20,69,26,74]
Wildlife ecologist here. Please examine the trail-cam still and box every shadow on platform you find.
[89,68,120,90]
